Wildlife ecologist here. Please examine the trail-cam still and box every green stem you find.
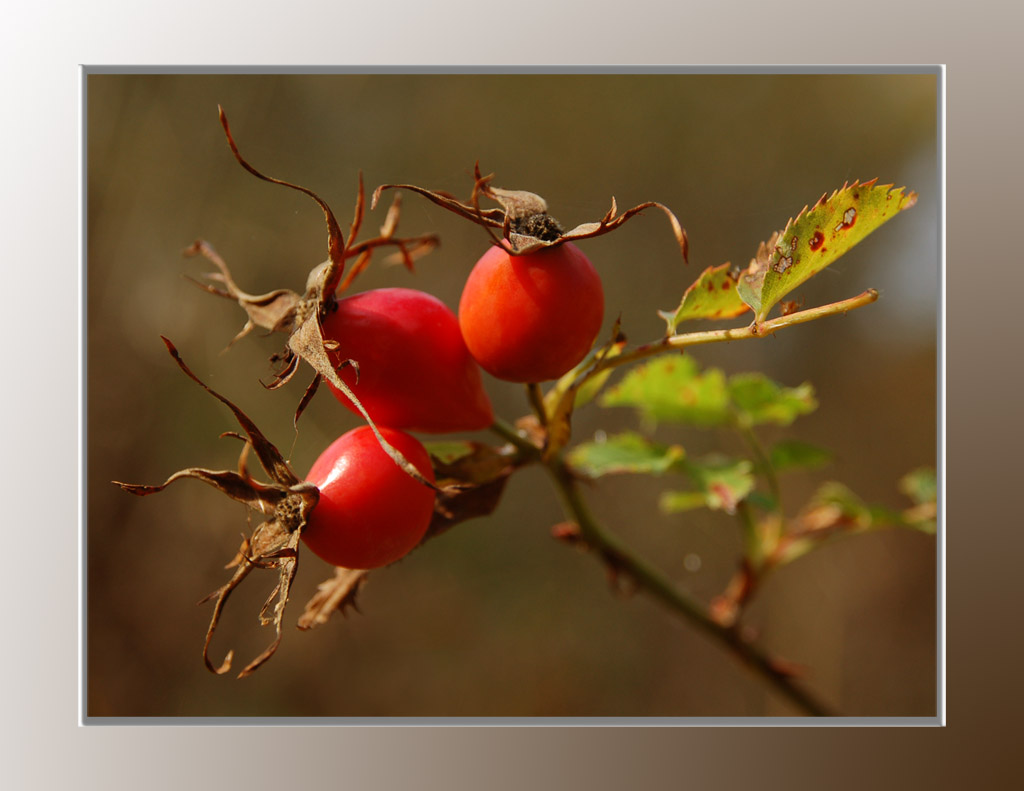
[545,454,836,717]
[739,423,781,512]
[526,382,548,428]
[587,289,878,381]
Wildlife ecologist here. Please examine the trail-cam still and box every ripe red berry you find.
[321,288,494,433]
[302,426,436,569]
[458,243,604,383]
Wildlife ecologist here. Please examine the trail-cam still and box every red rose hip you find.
[321,288,493,433]
[302,426,436,569]
[458,242,604,383]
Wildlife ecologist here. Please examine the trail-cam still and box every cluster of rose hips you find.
[304,238,604,570]
[116,108,689,676]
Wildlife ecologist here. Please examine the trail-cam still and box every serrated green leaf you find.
[600,356,731,426]
[660,456,755,515]
[769,439,832,472]
[658,262,750,332]
[899,467,937,506]
[738,180,917,321]
[569,432,685,477]
[728,374,817,427]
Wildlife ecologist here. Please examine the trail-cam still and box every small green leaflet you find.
[600,356,816,429]
[661,456,755,515]
[567,433,753,515]
[601,355,731,426]
[899,467,937,506]
[728,374,817,428]
[568,432,685,477]
[737,180,917,322]
[769,439,832,472]
[658,263,750,332]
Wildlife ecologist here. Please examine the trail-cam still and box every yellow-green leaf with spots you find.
[737,180,917,322]
[658,263,750,332]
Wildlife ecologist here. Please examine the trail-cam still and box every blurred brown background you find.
[86,73,937,718]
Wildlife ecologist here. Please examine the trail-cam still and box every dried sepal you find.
[218,106,347,302]
[183,240,302,347]
[114,339,319,677]
[160,337,299,487]
[373,163,689,260]
[427,443,520,541]
[115,467,287,512]
[188,110,442,474]
[297,567,369,631]
[196,516,306,678]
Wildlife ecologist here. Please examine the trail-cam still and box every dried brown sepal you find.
[426,443,521,541]
[183,240,302,347]
[160,337,299,487]
[115,468,287,513]
[218,106,348,302]
[293,374,322,429]
[114,339,319,677]
[373,163,689,260]
[196,516,307,678]
[189,111,443,483]
[297,567,369,631]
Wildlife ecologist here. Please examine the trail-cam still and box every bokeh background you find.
[86,73,938,718]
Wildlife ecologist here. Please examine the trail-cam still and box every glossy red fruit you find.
[458,242,604,383]
[303,426,436,569]
[321,288,493,433]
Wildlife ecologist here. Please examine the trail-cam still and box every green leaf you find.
[737,180,918,321]
[661,456,755,515]
[899,467,937,506]
[600,355,731,426]
[569,432,685,477]
[728,374,817,427]
[769,439,832,472]
[424,440,477,465]
[803,481,872,524]
[775,475,936,566]
[657,262,750,332]
[658,491,708,513]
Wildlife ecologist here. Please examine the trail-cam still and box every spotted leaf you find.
[658,262,750,332]
[737,180,917,322]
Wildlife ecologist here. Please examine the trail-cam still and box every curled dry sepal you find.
[372,162,689,260]
[113,338,318,678]
[184,108,437,487]
[114,340,524,675]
